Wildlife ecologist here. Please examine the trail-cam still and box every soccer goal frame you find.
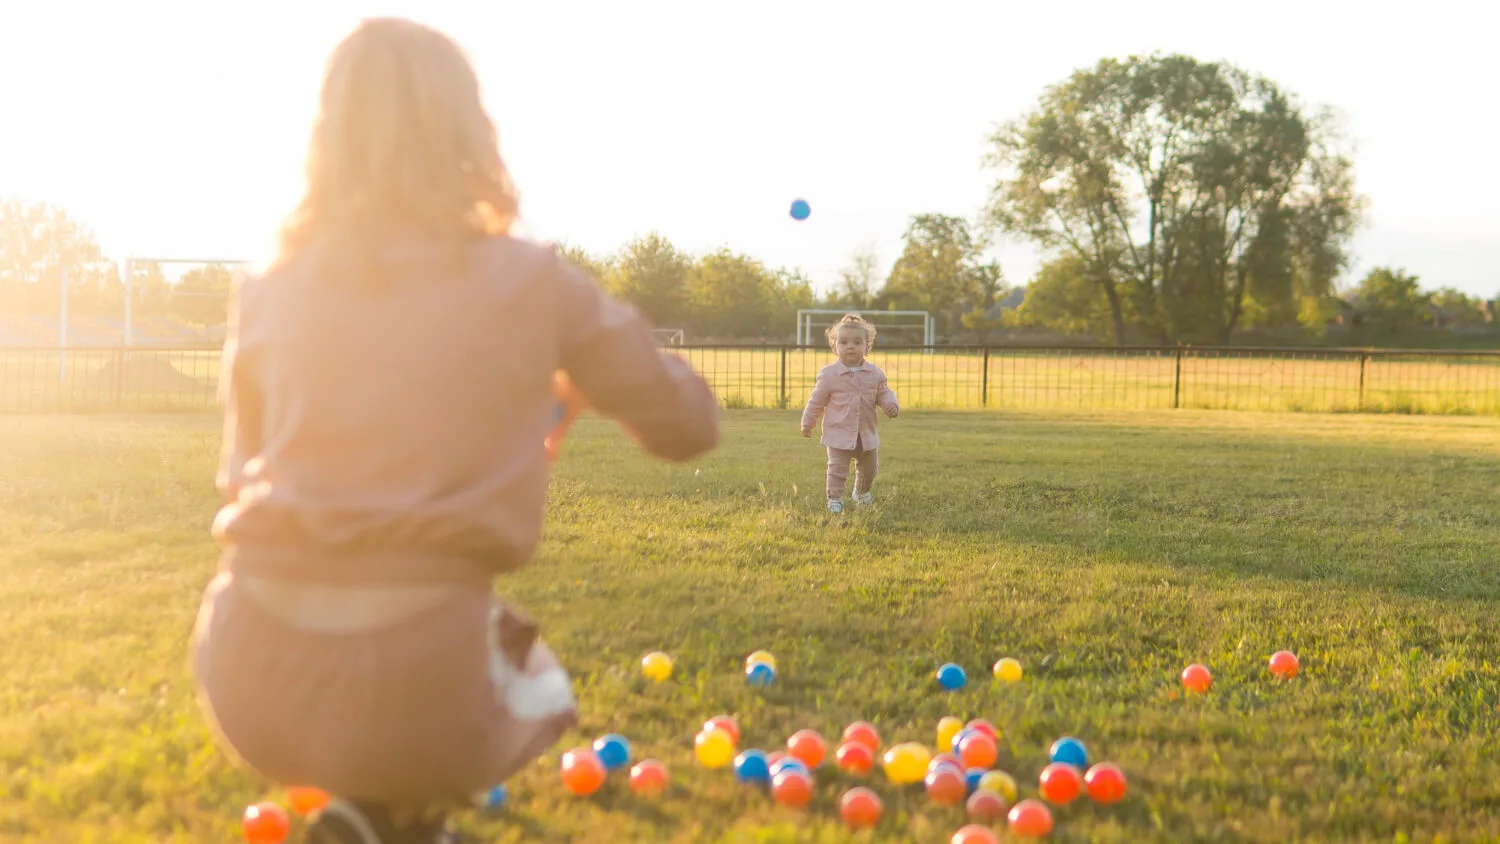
[796,308,934,349]
[120,256,251,349]
[650,328,686,347]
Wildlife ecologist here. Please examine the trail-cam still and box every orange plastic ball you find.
[285,786,330,817]
[1182,662,1213,693]
[1038,762,1082,805]
[925,765,968,805]
[242,802,290,844]
[786,729,827,769]
[951,823,1001,844]
[629,759,670,797]
[771,768,814,808]
[839,786,883,829]
[1007,799,1055,838]
[957,731,998,769]
[842,720,881,752]
[560,748,607,796]
[1269,650,1300,679]
[836,740,875,775]
[704,714,741,744]
[1084,762,1127,804]
[966,788,1009,822]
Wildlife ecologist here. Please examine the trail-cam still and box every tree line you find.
[3,52,1494,345]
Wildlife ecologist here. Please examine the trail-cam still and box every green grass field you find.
[2,410,1499,842]
[4,346,1499,415]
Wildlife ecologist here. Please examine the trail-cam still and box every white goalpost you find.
[796,308,935,350]
[650,328,686,347]
[120,255,251,351]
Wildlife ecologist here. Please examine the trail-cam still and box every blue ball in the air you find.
[937,662,967,691]
[593,733,631,771]
[734,749,771,784]
[789,198,811,221]
[1049,736,1089,769]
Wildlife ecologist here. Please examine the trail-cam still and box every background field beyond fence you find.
[2,345,1498,416]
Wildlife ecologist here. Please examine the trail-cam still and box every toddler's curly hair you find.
[825,313,877,351]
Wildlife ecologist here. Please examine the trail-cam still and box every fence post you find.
[113,347,125,410]
[778,346,788,409]
[1172,347,1184,409]
[981,347,990,408]
[1357,352,1368,411]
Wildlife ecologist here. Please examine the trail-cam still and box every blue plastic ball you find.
[734,749,771,784]
[937,662,967,691]
[746,662,776,687]
[479,784,507,811]
[789,198,811,221]
[770,757,809,779]
[1049,736,1089,769]
[951,727,974,753]
[965,768,985,794]
[593,733,631,771]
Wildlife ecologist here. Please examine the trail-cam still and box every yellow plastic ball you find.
[978,769,1018,803]
[881,742,932,785]
[694,727,735,768]
[745,650,777,671]
[993,657,1023,683]
[641,651,674,682]
[936,716,965,752]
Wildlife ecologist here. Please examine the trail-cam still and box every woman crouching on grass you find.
[190,18,719,844]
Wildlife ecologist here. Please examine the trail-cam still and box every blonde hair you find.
[826,313,877,350]
[276,18,519,272]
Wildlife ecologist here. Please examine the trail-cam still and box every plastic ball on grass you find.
[951,824,1001,844]
[925,765,968,805]
[640,651,673,682]
[1007,799,1055,838]
[734,749,771,785]
[242,802,290,844]
[746,649,777,671]
[957,731,998,769]
[842,720,881,752]
[593,733,631,771]
[936,716,965,752]
[285,786,330,817]
[704,715,741,745]
[882,742,932,785]
[839,787,883,829]
[770,757,809,779]
[992,657,1023,683]
[629,759,670,797]
[937,662,967,691]
[978,770,1018,803]
[771,768,814,808]
[695,727,735,768]
[965,767,985,794]
[836,740,875,775]
[1084,762,1127,804]
[561,748,607,796]
[929,754,964,778]
[1037,762,1083,804]
[964,719,998,741]
[966,788,1009,822]
[746,662,776,688]
[1181,662,1213,693]
[1269,650,1300,679]
[786,729,827,769]
[1048,736,1088,768]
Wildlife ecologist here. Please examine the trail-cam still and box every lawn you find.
[1,410,1498,842]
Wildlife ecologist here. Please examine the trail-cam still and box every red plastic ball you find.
[1008,799,1055,838]
[951,824,1001,844]
[957,731,998,769]
[839,786,883,829]
[629,758,670,796]
[836,740,875,775]
[771,768,814,808]
[925,766,968,806]
[561,748,607,796]
[242,802,290,844]
[842,720,881,752]
[786,729,827,769]
[1038,762,1083,805]
[966,788,1010,822]
[704,715,741,744]
[1084,762,1126,804]
[1269,650,1300,679]
[1181,662,1213,693]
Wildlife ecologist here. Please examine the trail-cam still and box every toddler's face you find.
[835,326,868,366]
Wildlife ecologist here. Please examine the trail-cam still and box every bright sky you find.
[1,0,1496,298]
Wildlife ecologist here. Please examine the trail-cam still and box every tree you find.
[171,264,235,326]
[1003,255,1121,339]
[685,248,784,338]
[605,232,691,327]
[884,214,998,336]
[0,198,109,316]
[826,243,881,310]
[985,53,1363,345]
[1352,267,1429,332]
[1430,288,1487,328]
[555,242,614,285]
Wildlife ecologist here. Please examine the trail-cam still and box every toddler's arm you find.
[553,253,718,462]
[877,373,899,418]
[216,282,263,502]
[800,371,832,436]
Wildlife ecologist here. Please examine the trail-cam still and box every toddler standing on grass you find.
[189,18,719,844]
[800,313,899,513]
